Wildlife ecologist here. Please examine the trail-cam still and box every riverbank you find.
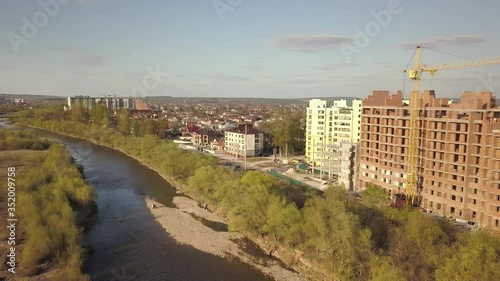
[0,140,96,280]
[24,125,312,280]
[145,196,306,281]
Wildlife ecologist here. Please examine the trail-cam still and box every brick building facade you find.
[359,90,500,229]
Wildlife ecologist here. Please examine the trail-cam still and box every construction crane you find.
[404,46,500,205]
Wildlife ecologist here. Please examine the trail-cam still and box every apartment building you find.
[224,124,264,158]
[68,96,136,111]
[359,90,500,229]
[68,96,96,110]
[192,129,219,148]
[305,99,362,190]
[95,97,134,111]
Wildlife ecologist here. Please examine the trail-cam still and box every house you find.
[224,123,264,158]
[192,129,219,148]
[209,137,225,154]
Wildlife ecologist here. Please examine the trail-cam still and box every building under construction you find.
[359,90,500,229]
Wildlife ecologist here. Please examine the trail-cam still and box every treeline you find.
[17,105,167,138]
[1,129,95,280]
[15,107,500,281]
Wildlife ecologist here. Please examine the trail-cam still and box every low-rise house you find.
[224,123,264,158]
[192,129,219,148]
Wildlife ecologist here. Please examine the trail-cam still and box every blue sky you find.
[1,0,500,98]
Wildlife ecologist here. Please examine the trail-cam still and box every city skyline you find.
[2,0,500,98]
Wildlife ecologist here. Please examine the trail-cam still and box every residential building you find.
[305,99,362,190]
[224,123,264,158]
[95,96,134,111]
[359,90,500,229]
[192,129,219,148]
[305,99,362,163]
[68,96,136,111]
[68,96,96,110]
[338,142,360,190]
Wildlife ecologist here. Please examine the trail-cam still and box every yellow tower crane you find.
[405,46,500,205]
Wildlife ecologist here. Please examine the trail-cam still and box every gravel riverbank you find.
[145,196,307,281]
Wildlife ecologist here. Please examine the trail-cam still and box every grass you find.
[0,150,46,171]
[246,157,272,163]
[0,150,46,258]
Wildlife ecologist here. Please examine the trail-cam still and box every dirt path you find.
[145,196,307,281]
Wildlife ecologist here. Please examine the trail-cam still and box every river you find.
[32,130,274,281]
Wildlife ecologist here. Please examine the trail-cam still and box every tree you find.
[142,119,157,136]
[131,118,140,136]
[370,255,406,281]
[117,109,131,134]
[435,231,500,281]
[70,106,89,124]
[89,104,109,127]
[262,110,305,156]
[362,183,390,207]
[263,196,302,247]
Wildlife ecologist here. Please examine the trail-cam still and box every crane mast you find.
[406,46,422,205]
[404,46,500,206]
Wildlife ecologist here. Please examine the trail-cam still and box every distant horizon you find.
[2,91,494,101]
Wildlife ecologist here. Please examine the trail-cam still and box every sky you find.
[1,0,500,99]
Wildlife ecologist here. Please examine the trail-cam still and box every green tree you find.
[70,106,89,124]
[362,183,390,207]
[144,119,158,136]
[370,256,406,281]
[435,231,500,281]
[131,118,140,136]
[89,104,109,127]
[117,109,131,134]
[263,196,302,247]
[263,110,305,156]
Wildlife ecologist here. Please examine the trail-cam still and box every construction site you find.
[359,46,500,229]
[359,90,500,229]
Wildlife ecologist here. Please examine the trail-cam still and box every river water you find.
[33,130,273,281]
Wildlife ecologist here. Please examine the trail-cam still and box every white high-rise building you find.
[305,99,362,190]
